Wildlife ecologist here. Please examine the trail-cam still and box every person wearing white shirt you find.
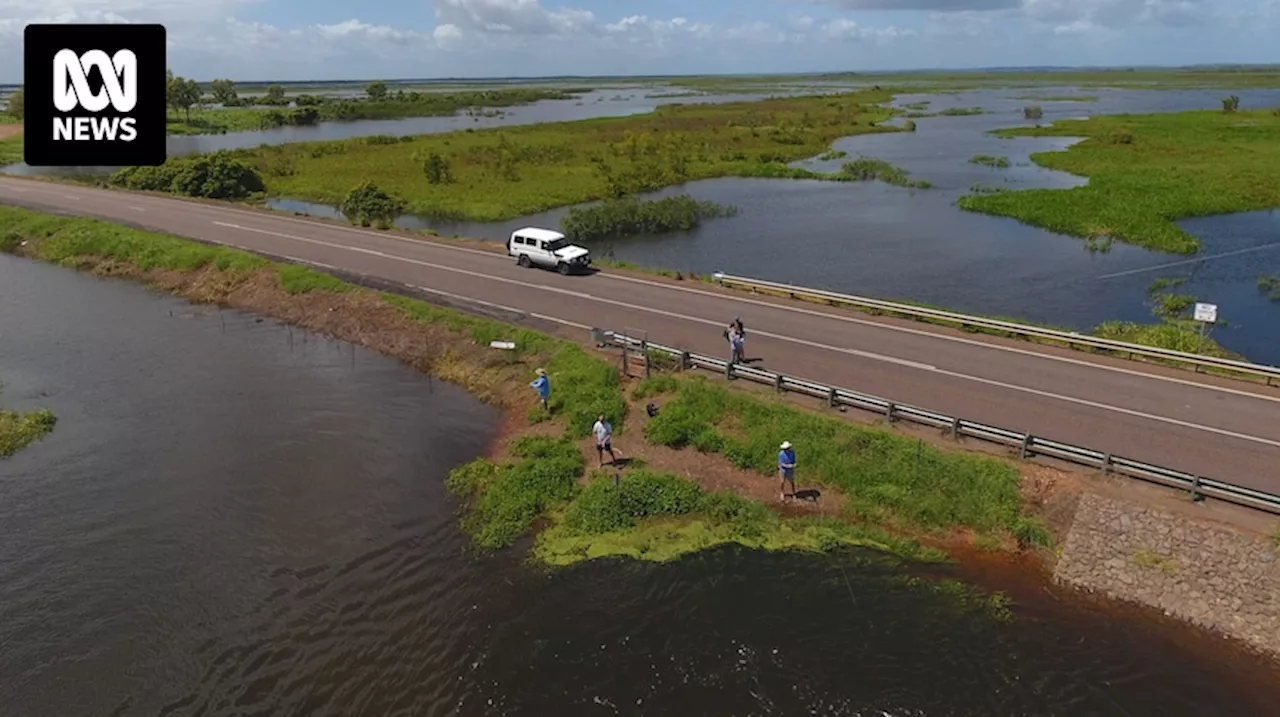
[592,414,619,467]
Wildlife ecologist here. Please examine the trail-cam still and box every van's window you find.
[513,236,526,245]
[538,241,548,250]
[546,238,568,251]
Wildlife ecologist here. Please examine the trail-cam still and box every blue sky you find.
[1,0,1278,82]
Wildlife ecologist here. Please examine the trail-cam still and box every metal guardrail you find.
[606,331,1280,516]
[708,272,1280,385]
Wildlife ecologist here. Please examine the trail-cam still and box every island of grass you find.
[1011,95,1099,102]
[956,109,1280,254]
[968,154,1011,168]
[2,204,1052,571]
[0,385,56,459]
[210,89,907,221]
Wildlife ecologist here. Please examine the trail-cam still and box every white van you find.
[507,227,591,275]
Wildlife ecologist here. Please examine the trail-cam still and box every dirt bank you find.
[0,125,22,141]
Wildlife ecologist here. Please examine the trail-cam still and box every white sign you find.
[52,49,138,142]
[489,340,516,350]
[1193,303,1218,323]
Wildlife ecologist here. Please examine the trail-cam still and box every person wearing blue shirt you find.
[778,440,796,500]
[530,367,550,411]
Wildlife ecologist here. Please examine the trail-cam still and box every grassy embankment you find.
[164,87,582,135]
[0,123,22,165]
[0,205,1050,567]
[957,109,1280,254]
[228,89,918,221]
[0,385,56,459]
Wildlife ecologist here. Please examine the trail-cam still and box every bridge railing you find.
[708,272,1280,385]
[606,331,1280,516]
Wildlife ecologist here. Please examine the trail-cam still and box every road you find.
[2,176,1279,492]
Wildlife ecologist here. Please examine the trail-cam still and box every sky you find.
[0,0,1278,82]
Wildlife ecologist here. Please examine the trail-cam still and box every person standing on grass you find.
[778,440,797,500]
[592,414,619,467]
[530,368,550,412]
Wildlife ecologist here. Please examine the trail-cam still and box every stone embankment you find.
[1055,492,1280,657]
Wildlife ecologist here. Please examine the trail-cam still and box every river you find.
[2,254,1279,715]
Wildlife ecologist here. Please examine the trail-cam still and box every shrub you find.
[903,119,916,132]
[423,152,454,184]
[563,470,704,534]
[1222,95,1240,113]
[1023,105,1043,120]
[837,157,932,189]
[968,154,1011,168]
[108,152,265,200]
[339,181,406,228]
[560,195,737,242]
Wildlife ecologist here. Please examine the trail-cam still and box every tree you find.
[266,84,286,102]
[366,81,388,100]
[5,86,23,121]
[339,181,406,228]
[1222,95,1240,113]
[167,75,200,123]
[210,79,238,105]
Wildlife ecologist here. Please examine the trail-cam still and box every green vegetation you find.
[1259,275,1280,301]
[164,83,581,135]
[968,183,1009,194]
[536,470,946,565]
[968,154,1011,168]
[817,149,849,160]
[903,120,917,132]
[339,181,407,228]
[1222,95,1241,112]
[1012,95,1098,102]
[1146,277,1187,293]
[0,386,56,459]
[837,157,933,189]
[560,195,738,242]
[957,110,1280,254]
[228,90,903,221]
[634,376,1038,539]
[1131,548,1179,576]
[109,152,266,200]
[0,133,21,165]
[1092,282,1231,357]
[939,107,984,116]
[3,85,23,120]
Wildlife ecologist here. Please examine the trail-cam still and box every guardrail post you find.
[886,403,896,423]
[950,417,961,439]
[1019,433,1033,460]
[641,340,651,379]
[774,374,784,393]
[679,351,690,371]
[827,387,837,407]
[1101,453,1112,476]
[1190,475,1204,503]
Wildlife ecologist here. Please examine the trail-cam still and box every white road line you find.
[127,206,145,212]
[210,219,1280,449]
[62,194,80,201]
[4,179,1275,402]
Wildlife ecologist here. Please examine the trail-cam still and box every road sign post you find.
[1193,302,1218,356]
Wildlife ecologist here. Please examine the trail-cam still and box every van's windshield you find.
[546,238,569,251]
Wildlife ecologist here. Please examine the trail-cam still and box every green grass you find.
[938,107,984,116]
[957,110,1280,254]
[1147,277,1187,293]
[0,133,22,165]
[163,87,579,135]
[837,157,933,189]
[817,149,849,160]
[0,385,56,459]
[1259,275,1280,301]
[968,154,1011,168]
[230,89,903,221]
[634,376,1035,538]
[560,195,738,241]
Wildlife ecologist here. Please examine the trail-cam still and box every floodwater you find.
[3,253,1280,715]
[269,85,1280,363]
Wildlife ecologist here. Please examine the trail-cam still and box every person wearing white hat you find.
[778,440,796,501]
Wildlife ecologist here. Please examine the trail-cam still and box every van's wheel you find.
[557,262,571,275]
[518,255,531,268]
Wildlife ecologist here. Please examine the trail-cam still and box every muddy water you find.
[2,254,1279,716]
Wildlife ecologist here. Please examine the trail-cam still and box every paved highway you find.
[2,176,1278,492]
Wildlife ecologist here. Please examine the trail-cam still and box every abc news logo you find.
[24,23,167,167]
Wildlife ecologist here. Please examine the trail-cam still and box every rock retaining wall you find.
[1054,492,1280,657]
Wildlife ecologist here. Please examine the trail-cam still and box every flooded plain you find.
[2,254,1280,715]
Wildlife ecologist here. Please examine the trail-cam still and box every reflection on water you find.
[2,254,1279,715]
